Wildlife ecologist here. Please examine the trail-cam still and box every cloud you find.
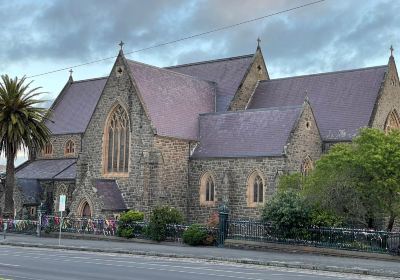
[0,0,399,78]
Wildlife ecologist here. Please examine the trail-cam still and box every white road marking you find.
[0,262,20,267]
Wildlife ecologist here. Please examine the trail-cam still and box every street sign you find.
[59,195,66,212]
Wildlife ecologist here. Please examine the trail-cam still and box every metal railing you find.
[227,220,400,254]
[0,219,38,234]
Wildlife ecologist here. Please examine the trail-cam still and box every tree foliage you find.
[0,75,50,217]
[304,128,400,231]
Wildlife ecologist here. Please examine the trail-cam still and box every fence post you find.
[218,204,229,247]
[37,203,43,237]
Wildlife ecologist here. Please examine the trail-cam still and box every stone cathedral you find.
[8,43,400,222]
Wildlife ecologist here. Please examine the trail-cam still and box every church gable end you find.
[370,52,400,130]
[228,46,269,111]
[285,100,322,173]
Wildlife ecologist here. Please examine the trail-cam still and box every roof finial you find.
[304,90,310,103]
[69,69,73,77]
[119,40,125,51]
[390,45,394,57]
[257,37,261,48]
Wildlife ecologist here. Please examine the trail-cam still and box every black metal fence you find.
[40,215,206,243]
[227,220,400,254]
[0,219,38,234]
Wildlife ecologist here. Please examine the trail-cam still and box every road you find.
[0,246,394,280]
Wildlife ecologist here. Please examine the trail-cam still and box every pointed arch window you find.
[43,143,53,156]
[301,156,313,176]
[384,110,400,133]
[200,172,216,206]
[104,105,130,174]
[247,171,265,207]
[65,140,75,156]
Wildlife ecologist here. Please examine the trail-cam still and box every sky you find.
[0,0,399,165]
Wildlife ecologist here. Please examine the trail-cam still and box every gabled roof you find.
[127,59,216,140]
[45,77,107,135]
[192,106,303,158]
[95,179,127,211]
[16,159,76,180]
[249,66,387,141]
[16,179,42,205]
[166,54,254,111]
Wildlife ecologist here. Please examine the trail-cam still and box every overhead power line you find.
[27,0,326,78]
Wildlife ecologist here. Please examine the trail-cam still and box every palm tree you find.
[0,75,50,218]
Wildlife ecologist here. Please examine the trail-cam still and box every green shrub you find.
[146,206,183,242]
[310,209,342,227]
[262,190,312,238]
[183,224,207,246]
[117,210,144,238]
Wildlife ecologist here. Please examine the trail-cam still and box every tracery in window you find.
[247,171,264,207]
[200,172,216,206]
[65,140,75,156]
[104,105,130,174]
[43,143,53,156]
[301,156,313,176]
[384,109,400,133]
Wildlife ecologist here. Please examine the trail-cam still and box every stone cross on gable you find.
[257,37,261,48]
[119,41,125,50]
[390,45,394,57]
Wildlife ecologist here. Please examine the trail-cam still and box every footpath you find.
[0,233,399,278]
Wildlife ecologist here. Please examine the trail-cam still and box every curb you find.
[1,242,399,278]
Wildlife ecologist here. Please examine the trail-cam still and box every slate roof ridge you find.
[126,59,217,86]
[199,105,303,117]
[165,54,254,69]
[261,65,388,83]
[71,76,108,84]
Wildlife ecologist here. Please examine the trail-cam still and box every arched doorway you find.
[81,201,91,218]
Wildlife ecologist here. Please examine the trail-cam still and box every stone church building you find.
[10,43,400,222]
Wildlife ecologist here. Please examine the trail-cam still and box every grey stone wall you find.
[72,53,155,218]
[228,49,269,111]
[188,157,286,223]
[154,137,190,218]
[71,53,191,219]
[371,58,400,129]
[36,134,81,160]
[285,103,323,172]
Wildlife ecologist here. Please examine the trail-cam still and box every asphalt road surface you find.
[0,246,394,280]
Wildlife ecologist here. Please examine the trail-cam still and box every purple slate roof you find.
[249,66,387,141]
[45,77,107,135]
[166,55,254,111]
[17,179,42,205]
[16,159,76,180]
[95,180,127,211]
[127,60,216,140]
[192,106,303,158]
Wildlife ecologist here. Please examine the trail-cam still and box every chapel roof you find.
[249,65,388,141]
[95,179,127,211]
[191,106,303,158]
[166,54,254,111]
[16,159,76,180]
[45,77,107,135]
[127,59,216,140]
[16,179,42,205]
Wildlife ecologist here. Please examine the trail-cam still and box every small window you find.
[200,172,216,206]
[305,120,311,130]
[247,171,265,207]
[43,143,53,156]
[65,140,75,156]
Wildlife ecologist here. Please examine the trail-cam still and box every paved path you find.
[0,234,399,278]
[0,246,395,280]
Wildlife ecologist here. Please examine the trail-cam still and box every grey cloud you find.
[0,0,399,77]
